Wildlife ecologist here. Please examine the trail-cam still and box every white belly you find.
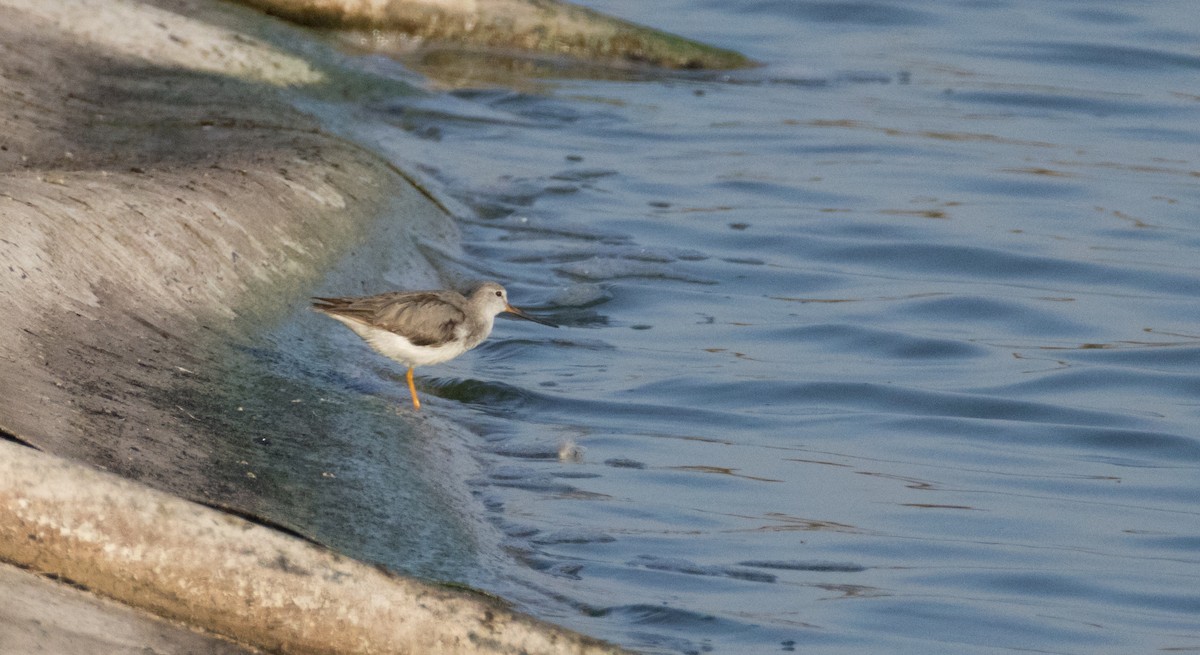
[332,316,471,368]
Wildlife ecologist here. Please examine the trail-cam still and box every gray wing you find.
[313,292,466,347]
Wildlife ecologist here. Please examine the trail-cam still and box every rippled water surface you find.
[285,1,1200,652]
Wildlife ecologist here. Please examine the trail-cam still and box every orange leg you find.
[406,366,421,410]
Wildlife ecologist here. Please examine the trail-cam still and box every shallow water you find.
[269,1,1200,652]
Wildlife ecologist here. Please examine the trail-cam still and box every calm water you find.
[258,1,1200,652]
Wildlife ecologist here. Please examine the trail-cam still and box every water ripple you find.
[981,41,1200,71]
[316,1,1200,652]
[787,324,988,360]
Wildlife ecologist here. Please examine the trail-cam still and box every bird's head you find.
[472,282,557,327]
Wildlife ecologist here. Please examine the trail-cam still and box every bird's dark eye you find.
[495,291,503,297]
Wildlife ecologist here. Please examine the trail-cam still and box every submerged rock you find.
[235,0,755,69]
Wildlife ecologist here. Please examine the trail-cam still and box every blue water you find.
[282,1,1200,652]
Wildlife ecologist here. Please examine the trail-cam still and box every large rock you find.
[0,0,626,652]
[0,0,445,505]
